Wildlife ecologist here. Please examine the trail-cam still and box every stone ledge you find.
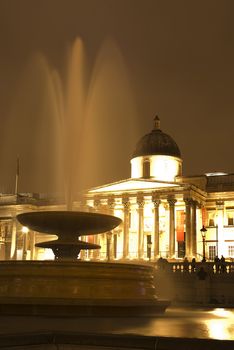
[0,300,169,317]
[0,332,233,350]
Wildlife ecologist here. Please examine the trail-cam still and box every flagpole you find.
[15,157,19,195]
[11,157,19,259]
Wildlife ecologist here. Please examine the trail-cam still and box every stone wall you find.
[154,261,234,305]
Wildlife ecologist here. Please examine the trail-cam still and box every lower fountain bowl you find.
[0,261,169,317]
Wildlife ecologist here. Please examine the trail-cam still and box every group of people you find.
[214,255,227,272]
[156,255,228,273]
[183,255,227,273]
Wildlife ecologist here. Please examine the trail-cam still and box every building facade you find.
[1,117,234,262]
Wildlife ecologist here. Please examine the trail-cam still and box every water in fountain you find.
[63,38,86,209]
[79,38,139,192]
[0,37,139,208]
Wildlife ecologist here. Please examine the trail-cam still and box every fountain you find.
[0,210,169,316]
[0,37,169,316]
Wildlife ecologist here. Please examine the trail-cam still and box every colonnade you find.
[0,194,203,261]
[93,193,200,260]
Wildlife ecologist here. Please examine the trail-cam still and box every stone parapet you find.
[154,261,234,306]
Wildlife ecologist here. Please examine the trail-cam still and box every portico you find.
[84,178,206,261]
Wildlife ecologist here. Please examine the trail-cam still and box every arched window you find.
[143,160,150,178]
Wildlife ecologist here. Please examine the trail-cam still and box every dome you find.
[132,116,181,159]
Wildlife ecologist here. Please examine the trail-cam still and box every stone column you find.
[10,219,17,259]
[216,200,224,257]
[106,231,113,261]
[30,231,36,260]
[92,197,101,260]
[107,196,116,260]
[191,200,197,258]
[107,196,115,215]
[152,195,160,259]
[122,196,130,259]
[184,198,192,258]
[137,194,144,259]
[2,223,7,260]
[0,224,3,260]
[22,231,28,260]
[168,198,177,258]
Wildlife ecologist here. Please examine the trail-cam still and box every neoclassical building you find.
[82,117,234,262]
[0,117,234,261]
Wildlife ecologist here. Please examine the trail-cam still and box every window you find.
[228,246,234,258]
[209,246,216,260]
[143,160,150,178]
[209,219,215,227]
[178,241,185,258]
[228,217,234,226]
[208,211,215,227]
[226,210,234,226]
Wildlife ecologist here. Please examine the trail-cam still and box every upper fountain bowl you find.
[17,211,122,236]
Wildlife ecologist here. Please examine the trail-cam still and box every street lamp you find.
[147,240,152,261]
[200,225,207,262]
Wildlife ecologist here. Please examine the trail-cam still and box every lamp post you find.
[200,225,207,262]
[147,240,152,261]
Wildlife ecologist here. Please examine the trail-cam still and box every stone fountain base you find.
[0,260,169,317]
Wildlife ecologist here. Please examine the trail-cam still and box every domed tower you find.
[131,116,182,181]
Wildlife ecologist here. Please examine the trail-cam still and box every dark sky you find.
[0,0,234,193]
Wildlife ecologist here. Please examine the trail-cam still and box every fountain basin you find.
[12,211,170,316]
[17,211,121,260]
[0,261,169,316]
[17,211,121,235]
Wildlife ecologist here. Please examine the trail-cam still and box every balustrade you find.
[155,260,234,274]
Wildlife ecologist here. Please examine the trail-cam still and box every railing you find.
[155,260,234,274]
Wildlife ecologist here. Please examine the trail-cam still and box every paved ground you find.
[0,332,234,350]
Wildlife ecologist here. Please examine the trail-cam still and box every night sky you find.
[0,0,234,193]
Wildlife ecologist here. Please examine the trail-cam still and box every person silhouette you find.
[191,257,196,272]
[214,255,220,273]
[183,257,189,271]
[220,255,226,273]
